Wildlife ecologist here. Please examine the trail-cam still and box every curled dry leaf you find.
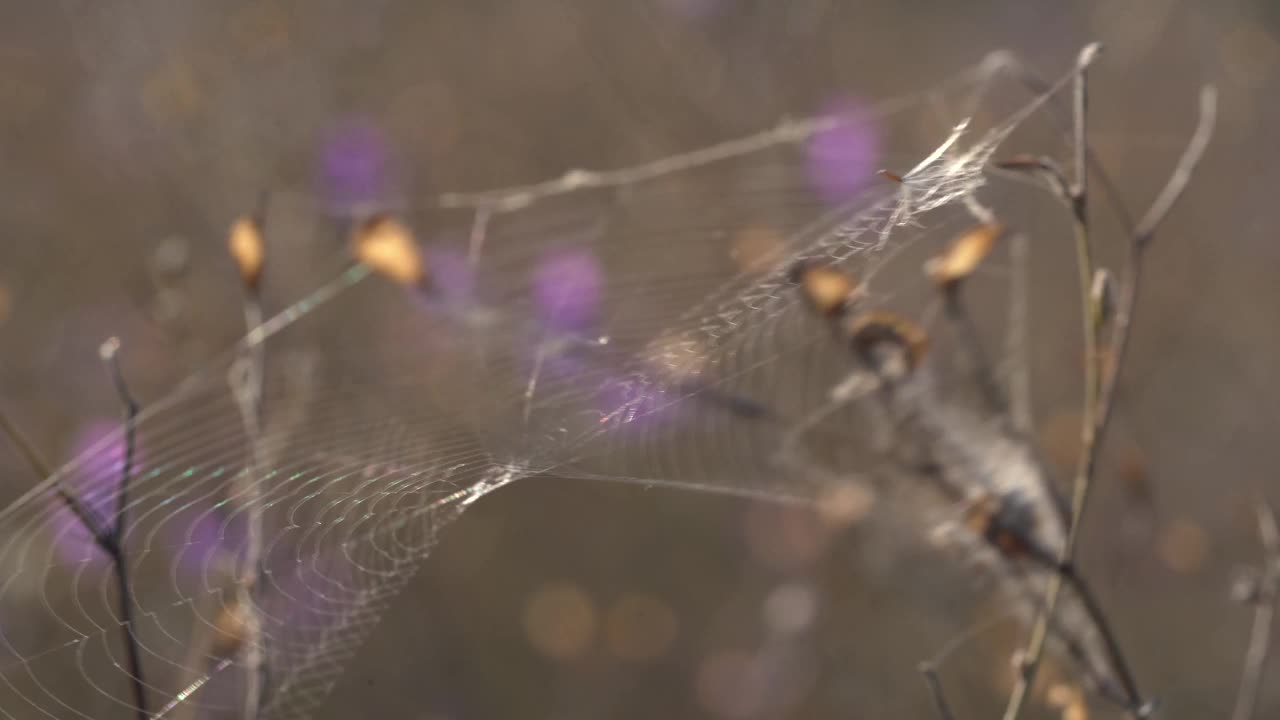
[926,223,1002,286]
[353,215,426,287]
[227,216,265,290]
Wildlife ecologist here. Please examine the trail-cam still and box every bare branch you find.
[1232,500,1280,720]
[2,349,150,719]
[919,662,958,720]
[99,337,149,720]
[1004,231,1033,433]
[229,211,270,720]
[1134,86,1219,245]
[1001,42,1150,720]
[1000,52,1217,720]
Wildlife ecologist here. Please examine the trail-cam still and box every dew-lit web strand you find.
[0,51,1087,720]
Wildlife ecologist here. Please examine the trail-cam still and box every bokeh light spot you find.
[806,98,879,206]
[523,582,597,660]
[605,593,679,661]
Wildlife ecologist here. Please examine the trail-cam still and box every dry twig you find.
[998,45,1217,720]
[228,204,270,720]
[1231,500,1280,720]
[2,342,151,720]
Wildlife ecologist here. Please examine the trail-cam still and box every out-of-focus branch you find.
[1,351,149,720]
[919,662,957,720]
[228,208,269,720]
[1231,500,1280,720]
[99,338,149,720]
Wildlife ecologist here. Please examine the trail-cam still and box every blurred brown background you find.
[1,1,1278,718]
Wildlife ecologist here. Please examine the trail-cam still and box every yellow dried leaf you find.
[353,215,426,287]
[795,264,862,317]
[227,216,264,290]
[927,223,1002,285]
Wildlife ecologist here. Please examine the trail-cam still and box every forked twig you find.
[2,345,151,720]
[100,338,149,720]
[1231,500,1280,720]
[999,45,1217,720]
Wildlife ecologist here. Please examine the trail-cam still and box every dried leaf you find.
[926,223,1002,285]
[227,216,264,290]
[353,215,426,287]
[791,263,863,317]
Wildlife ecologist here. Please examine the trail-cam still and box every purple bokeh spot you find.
[423,246,477,304]
[533,248,603,332]
[169,509,231,585]
[50,419,138,568]
[805,99,879,207]
[320,117,391,214]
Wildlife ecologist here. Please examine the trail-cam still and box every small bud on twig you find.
[1090,269,1115,328]
[352,214,427,288]
[227,217,265,291]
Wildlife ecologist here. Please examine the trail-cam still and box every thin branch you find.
[1001,48,1216,718]
[433,115,844,212]
[940,283,1006,417]
[1098,85,1218,426]
[2,367,149,719]
[1231,500,1280,720]
[100,337,149,720]
[0,406,113,540]
[1005,231,1033,433]
[1001,42,1123,720]
[919,662,958,720]
[228,208,270,720]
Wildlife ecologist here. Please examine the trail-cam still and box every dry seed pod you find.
[353,215,426,287]
[790,262,863,317]
[845,309,929,371]
[227,216,265,290]
[926,223,1002,286]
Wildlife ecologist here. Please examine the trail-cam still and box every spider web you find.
[0,50,1082,719]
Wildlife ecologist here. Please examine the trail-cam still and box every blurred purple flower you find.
[805,99,879,207]
[423,245,477,304]
[168,509,231,585]
[320,118,392,215]
[533,248,603,332]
